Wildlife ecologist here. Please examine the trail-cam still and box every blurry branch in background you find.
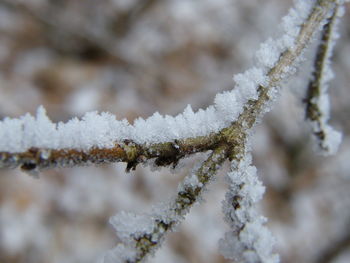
[112,0,159,37]
[0,0,347,263]
[0,0,157,66]
[305,3,342,155]
[317,231,350,263]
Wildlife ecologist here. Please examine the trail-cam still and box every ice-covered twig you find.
[103,144,229,263]
[305,3,343,155]
[219,154,279,263]
[0,118,224,173]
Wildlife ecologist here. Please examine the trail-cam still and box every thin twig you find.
[305,4,340,154]
[107,144,230,263]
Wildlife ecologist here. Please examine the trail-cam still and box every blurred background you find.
[0,0,349,262]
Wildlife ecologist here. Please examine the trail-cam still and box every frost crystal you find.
[256,0,314,70]
[104,211,161,262]
[109,211,155,245]
[220,155,279,263]
[103,244,137,263]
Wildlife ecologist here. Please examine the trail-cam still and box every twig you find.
[305,3,342,154]
[317,227,350,263]
[105,144,229,263]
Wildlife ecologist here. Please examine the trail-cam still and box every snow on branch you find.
[220,154,279,263]
[305,3,343,155]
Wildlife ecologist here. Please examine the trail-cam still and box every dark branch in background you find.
[0,0,130,65]
[113,0,159,37]
[318,226,350,263]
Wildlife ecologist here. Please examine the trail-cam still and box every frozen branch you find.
[305,3,343,155]
[103,144,229,263]
[220,154,278,263]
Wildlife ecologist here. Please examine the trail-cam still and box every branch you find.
[220,154,279,263]
[0,135,222,172]
[305,3,342,155]
[104,144,229,263]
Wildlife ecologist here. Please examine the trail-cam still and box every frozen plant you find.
[0,0,348,262]
[304,3,343,155]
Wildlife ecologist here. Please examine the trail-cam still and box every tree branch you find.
[105,144,229,263]
[0,0,339,175]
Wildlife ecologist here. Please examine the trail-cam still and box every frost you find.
[319,126,342,155]
[256,38,281,69]
[104,211,159,262]
[256,0,316,71]
[306,4,343,156]
[233,68,267,100]
[182,173,203,189]
[214,91,241,122]
[110,211,155,244]
[103,244,137,263]
[220,219,279,263]
[220,155,279,263]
